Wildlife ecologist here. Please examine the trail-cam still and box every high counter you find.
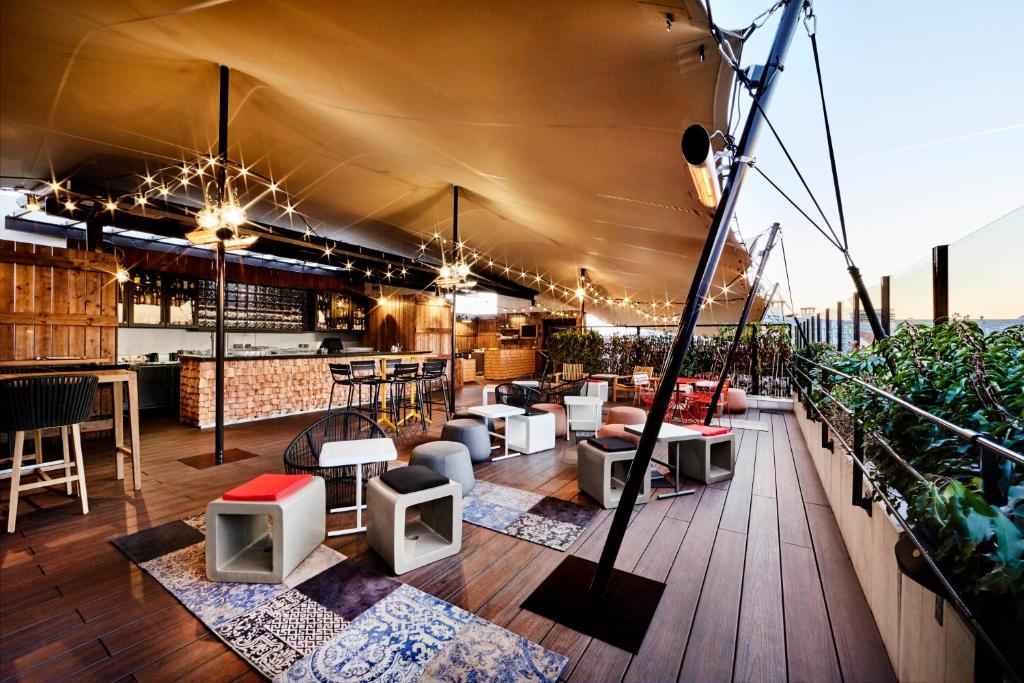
[178,351,435,428]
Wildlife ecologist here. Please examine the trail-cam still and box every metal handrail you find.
[794,382,1020,682]
[800,357,1024,466]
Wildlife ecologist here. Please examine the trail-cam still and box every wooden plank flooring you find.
[0,387,894,682]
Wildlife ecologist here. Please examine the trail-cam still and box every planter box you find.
[793,395,977,683]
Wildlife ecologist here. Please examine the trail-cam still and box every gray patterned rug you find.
[462,481,601,551]
[113,515,566,681]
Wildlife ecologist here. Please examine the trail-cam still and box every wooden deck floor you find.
[0,386,895,682]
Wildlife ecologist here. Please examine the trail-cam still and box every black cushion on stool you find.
[585,437,637,452]
[380,465,449,494]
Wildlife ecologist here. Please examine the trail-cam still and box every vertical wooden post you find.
[852,291,860,348]
[932,244,949,324]
[881,275,891,335]
[836,300,843,350]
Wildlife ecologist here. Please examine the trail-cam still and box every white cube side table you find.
[564,395,603,440]
[319,438,397,537]
[624,422,702,499]
[466,404,526,461]
[506,410,556,454]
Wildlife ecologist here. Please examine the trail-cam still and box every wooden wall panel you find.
[0,240,118,362]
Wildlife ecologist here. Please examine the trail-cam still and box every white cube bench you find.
[206,474,325,584]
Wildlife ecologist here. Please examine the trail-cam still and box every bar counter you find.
[178,351,432,428]
[483,348,537,380]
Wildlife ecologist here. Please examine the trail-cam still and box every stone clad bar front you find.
[178,352,437,428]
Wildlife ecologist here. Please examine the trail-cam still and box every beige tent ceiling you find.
[1,0,754,324]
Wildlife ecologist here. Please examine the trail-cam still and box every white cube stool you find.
[506,410,556,454]
[206,474,325,584]
[564,395,603,440]
[676,429,737,484]
[584,379,609,402]
[367,466,462,575]
[577,439,651,509]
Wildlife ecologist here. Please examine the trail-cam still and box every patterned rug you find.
[112,515,567,682]
[462,481,600,551]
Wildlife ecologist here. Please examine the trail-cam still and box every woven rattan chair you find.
[283,410,389,510]
[0,374,98,533]
[495,382,540,409]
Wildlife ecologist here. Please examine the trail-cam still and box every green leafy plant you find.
[797,320,1024,661]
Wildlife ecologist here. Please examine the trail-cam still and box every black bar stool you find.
[0,374,98,533]
[349,360,384,421]
[419,359,451,421]
[388,362,427,432]
[327,363,354,413]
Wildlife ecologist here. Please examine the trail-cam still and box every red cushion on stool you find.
[223,474,314,501]
[682,424,729,437]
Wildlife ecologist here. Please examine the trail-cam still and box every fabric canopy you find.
[1,0,754,324]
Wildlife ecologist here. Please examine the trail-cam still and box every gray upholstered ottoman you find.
[441,418,492,463]
[410,440,475,495]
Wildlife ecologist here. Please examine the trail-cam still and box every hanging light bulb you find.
[114,266,130,284]
[24,195,42,212]
[456,261,470,278]
[439,264,452,279]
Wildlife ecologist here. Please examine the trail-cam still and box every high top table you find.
[0,368,142,490]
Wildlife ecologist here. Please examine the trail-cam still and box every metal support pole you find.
[751,324,760,396]
[705,223,780,424]
[213,64,230,466]
[590,0,805,597]
[848,265,886,342]
[816,313,821,342]
[932,244,949,324]
[836,300,843,351]
[881,275,891,335]
[825,307,831,346]
[852,291,861,347]
[448,186,459,415]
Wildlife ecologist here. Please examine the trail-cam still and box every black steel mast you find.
[214,64,229,465]
[704,222,780,425]
[590,0,806,596]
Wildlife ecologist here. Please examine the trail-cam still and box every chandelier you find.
[434,243,476,291]
[186,176,258,250]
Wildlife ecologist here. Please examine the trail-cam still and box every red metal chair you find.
[687,378,732,427]
[638,382,691,423]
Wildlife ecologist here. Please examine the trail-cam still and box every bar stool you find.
[418,360,451,421]
[349,360,383,420]
[326,363,354,413]
[389,362,426,431]
[0,375,98,533]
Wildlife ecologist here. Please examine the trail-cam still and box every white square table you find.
[319,438,397,536]
[564,395,603,440]
[467,404,525,461]
[624,422,702,499]
[506,410,556,455]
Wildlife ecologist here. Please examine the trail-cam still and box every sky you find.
[710,0,1024,318]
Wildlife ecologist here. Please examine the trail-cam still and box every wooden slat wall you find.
[363,294,455,357]
[0,241,118,361]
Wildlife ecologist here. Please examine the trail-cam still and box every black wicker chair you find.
[0,374,98,533]
[539,375,589,405]
[495,382,541,409]
[283,410,388,510]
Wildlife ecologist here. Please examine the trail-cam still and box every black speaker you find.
[681,124,711,166]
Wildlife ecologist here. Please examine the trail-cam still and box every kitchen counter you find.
[178,351,433,428]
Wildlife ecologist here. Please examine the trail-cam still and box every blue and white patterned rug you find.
[462,482,600,551]
[113,515,567,681]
